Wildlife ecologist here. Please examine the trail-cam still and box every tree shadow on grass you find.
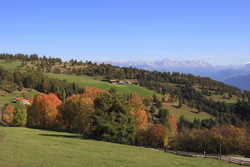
[39,134,81,139]
[190,110,200,114]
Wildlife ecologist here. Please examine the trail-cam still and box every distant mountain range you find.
[224,74,250,91]
[100,59,250,91]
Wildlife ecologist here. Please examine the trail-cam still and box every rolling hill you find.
[45,73,159,97]
[0,54,249,129]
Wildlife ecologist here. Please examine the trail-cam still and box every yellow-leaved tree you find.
[59,94,95,134]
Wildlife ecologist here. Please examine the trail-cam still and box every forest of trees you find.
[0,66,82,99]
[1,53,250,154]
[0,87,177,147]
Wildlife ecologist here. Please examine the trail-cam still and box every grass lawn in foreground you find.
[46,73,158,97]
[0,127,239,167]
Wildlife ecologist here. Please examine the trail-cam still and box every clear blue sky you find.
[0,0,249,65]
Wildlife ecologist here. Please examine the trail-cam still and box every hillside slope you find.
[0,127,238,167]
[0,55,249,127]
[46,73,159,97]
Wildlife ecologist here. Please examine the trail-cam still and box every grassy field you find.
[0,60,22,70]
[0,90,37,108]
[46,73,159,97]
[163,104,213,121]
[0,127,239,167]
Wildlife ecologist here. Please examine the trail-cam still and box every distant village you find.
[108,80,139,85]
[109,80,131,84]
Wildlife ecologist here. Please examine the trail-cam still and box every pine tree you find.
[93,92,136,144]
[149,105,156,114]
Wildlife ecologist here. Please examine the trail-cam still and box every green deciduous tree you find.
[59,95,94,134]
[53,67,61,74]
[13,103,27,126]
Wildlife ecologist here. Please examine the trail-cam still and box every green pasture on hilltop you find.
[0,127,239,167]
[163,104,213,121]
[46,73,158,97]
[0,60,22,70]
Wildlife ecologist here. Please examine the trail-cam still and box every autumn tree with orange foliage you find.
[170,125,249,154]
[27,93,61,129]
[164,114,178,146]
[59,94,95,134]
[1,104,14,125]
[211,125,247,154]
[128,93,149,145]
[81,87,106,100]
[128,93,148,131]
[147,124,166,148]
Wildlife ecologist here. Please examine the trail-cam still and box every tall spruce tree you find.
[92,92,136,144]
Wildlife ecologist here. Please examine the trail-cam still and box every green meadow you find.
[163,104,214,121]
[0,127,239,167]
[46,73,158,97]
[0,60,22,70]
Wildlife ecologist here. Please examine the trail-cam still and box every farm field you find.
[46,73,159,97]
[163,104,213,121]
[0,127,239,167]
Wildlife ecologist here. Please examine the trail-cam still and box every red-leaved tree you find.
[27,93,61,128]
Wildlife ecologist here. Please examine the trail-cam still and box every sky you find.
[0,0,249,65]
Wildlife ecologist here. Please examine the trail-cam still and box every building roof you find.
[15,97,24,101]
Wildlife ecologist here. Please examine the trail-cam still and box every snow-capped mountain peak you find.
[99,59,216,76]
[243,62,250,66]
